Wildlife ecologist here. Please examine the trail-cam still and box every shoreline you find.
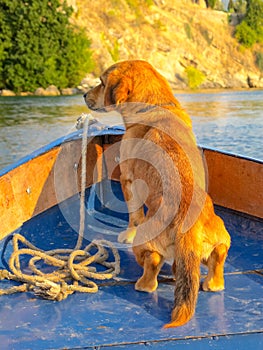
[1,70,263,97]
[1,85,263,98]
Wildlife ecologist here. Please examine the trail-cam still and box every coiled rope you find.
[0,114,120,300]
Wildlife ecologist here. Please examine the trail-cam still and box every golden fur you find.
[84,60,231,328]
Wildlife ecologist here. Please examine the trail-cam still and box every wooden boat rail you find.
[0,127,262,240]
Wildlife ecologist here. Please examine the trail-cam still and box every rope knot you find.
[33,280,72,301]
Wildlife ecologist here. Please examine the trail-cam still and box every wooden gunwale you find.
[0,131,262,240]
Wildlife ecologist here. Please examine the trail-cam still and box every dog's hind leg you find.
[133,249,164,293]
[202,214,230,292]
[202,242,229,292]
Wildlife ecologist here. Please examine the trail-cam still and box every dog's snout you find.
[83,92,92,107]
[83,94,97,110]
[83,83,104,112]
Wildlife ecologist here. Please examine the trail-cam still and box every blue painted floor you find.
[0,181,262,349]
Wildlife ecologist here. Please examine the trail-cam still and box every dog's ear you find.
[104,76,132,107]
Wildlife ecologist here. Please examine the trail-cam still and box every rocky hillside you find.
[71,0,263,89]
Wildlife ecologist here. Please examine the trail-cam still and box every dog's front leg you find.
[118,174,145,244]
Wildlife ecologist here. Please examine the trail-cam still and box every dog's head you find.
[84,60,179,111]
[84,60,192,127]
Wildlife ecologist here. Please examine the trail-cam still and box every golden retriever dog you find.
[84,60,231,328]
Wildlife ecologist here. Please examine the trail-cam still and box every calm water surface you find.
[0,89,262,171]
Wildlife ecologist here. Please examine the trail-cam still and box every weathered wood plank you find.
[204,150,263,218]
[0,137,104,239]
[0,148,59,240]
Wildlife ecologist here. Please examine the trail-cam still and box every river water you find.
[0,89,262,171]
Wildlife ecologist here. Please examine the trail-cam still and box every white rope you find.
[0,114,120,300]
[76,113,89,250]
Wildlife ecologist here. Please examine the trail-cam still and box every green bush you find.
[0,0,94,92]
[235,21,257,48]
[185,66,206,89]
[245,0,263,42]
[255,51,263,72]
[235,0,263,47]
[228,0,235,12]
[232,0,247,14]
[207,0,217,8]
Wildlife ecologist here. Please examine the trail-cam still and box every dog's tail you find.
[164,235,201,328]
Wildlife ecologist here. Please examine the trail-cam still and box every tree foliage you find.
[0,0,94,92]
[255,51,263,72]
[235,20,257,47]
[228,0,235,11]
[203,0,217,8]
[245,0,263,41]
[235,0,263,47]
[233,0,247,14]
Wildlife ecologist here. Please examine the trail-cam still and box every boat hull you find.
[0,126,262,349]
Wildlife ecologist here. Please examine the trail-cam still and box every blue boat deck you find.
[0,180,262,349]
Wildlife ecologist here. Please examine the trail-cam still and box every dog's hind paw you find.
[202,278,225,292]
[135,277,158,293]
